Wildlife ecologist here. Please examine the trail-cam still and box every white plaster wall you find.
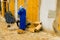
[15,0,18,21]
[40,0,57,32]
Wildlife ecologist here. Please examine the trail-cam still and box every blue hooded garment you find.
[18,7,26,30]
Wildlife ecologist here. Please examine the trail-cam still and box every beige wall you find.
[40,0,57,32]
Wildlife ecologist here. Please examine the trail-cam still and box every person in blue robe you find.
[18,6,26,30]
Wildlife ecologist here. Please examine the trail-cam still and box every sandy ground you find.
[0,15,60,40]
[0,30,60,40]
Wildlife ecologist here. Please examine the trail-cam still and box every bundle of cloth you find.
[26,20,43,32]
[4,11,15,24]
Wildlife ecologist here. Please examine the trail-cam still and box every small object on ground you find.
[16,20,20,27]
[7,25,11,28]
[27,22,42,32]
[7,23,19,31]
[28,27,35,33]
[34,24,42,32]
[26,20,31,28]
[17,29,25,34]
[27,23,35,32]
[26,23,31,28]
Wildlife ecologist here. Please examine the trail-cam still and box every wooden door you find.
[9,0,25,16]
[18,0,24,9]
[26,0,40,22]
[1,0,8,17]
[9,0,15,16]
